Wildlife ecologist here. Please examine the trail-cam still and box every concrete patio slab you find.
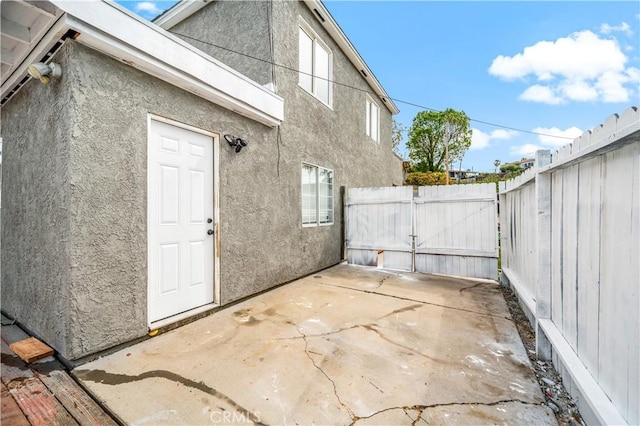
[73,264,556,425]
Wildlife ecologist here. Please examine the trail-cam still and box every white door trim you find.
[146,114,220,328]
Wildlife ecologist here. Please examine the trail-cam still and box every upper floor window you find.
[302,163,334,226]
[366,96,380,142]
[299,23,332,106]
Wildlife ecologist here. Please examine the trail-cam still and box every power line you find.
[171,31,575,141]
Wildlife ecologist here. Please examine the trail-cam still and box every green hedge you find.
[405,172,448,186]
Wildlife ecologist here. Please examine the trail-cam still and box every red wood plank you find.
[8,376,78,426]
[32,363,118,426]
[1,382,30,426]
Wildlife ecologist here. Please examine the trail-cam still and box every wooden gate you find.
[346,183,498,280]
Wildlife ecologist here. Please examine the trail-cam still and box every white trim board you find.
[2,0,284,127]
[538,319,627,426]
[146,113,222,308]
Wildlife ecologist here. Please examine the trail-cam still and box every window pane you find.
[371,102,379,142]
[314,42,330,105]
[319,168,333,224]
[299,28,313,92]
[302,165,317,225]
[365,100,371,137]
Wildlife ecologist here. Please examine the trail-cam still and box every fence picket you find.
[499,108,639,425]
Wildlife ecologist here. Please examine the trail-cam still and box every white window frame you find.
[301,162,334,227]
[366,95,380,142]
[298,19,333,108]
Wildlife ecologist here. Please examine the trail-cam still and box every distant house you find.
[1,0,402,361]
[504,157,535,170]
[448,169,479,182]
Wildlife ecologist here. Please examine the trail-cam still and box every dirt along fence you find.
[499,106,639,425]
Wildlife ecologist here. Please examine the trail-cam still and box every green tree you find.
[391,119,406,157]
[494,159,501,173]
[406,109,472,173]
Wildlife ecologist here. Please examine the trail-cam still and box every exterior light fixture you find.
[224,134,248,153]
[27,62,62,84]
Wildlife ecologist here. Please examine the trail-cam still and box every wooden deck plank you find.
[1,382,30,426]
[8,376,79,426]
[32,363,118,426]
[10,337,54,364]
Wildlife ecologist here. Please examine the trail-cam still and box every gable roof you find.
[1,0,284,127]
[155,0,400,115]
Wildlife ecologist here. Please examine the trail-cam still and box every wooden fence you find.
[499,106,639,425]
[346,183,498,280]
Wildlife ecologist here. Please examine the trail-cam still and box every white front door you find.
[148,118,216,323]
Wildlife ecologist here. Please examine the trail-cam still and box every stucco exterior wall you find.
[1,45,74,354]
[1,0,401,360]
[170,1,273,87]
[62,41,282,359]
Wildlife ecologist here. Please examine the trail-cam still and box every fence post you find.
[341,186,346,261]
[535,149,552,360]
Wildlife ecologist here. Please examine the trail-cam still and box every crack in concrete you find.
[350,399,544,425]
[272,324,361,341]
[74,369,267,426]
[459,282,487,293]
[360,324,457,367]
[319,282,512,321]
[375,275,391,289]
[294,325,356,422]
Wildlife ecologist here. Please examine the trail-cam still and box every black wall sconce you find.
[224,134,248,153]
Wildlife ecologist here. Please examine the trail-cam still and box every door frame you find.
[146,113,221,329]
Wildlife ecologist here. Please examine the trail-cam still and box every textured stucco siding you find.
[181,0,403,305]
[0,45,74,354]
[1,0,402,360]
[62,41,280,359]
[170,1,273,86]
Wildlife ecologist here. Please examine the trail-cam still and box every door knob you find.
[207,229,214,235]
[207,218,213,223]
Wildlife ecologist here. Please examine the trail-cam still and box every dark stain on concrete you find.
[74,369,267,426]
[459,282,487,293]
[379,303,423,319]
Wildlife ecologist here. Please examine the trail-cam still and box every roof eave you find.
[301,0,399,115]
[2,0,284,127]
[153,0,210,28]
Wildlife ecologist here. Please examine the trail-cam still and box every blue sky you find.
[120,1,640,172]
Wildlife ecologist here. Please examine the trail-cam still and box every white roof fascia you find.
[3,0,284,127]
[1,16,69,100]
[153,0,210,28]
[302,0,398,115]
[157,0,399,115]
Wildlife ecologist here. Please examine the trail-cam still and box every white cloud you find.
[135,1,161,15]
[560,80,598,102]
[510,144,543,157]
[490,129,518,140]
[533,126,583,147]
[600,22,633,37]
[519,85,564,104]
[489,30,638,104]
[471,128,518,150]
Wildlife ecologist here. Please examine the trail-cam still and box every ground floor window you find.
[302,163,333,226]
